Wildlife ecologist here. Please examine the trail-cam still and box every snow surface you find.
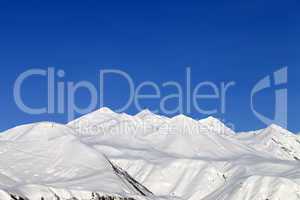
[1,108,300,199]
[0,122,161,200]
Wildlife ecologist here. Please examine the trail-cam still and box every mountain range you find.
[1,108,300,200]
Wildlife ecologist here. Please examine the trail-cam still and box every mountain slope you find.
[68,108,300,200]
[237,124,300,161]
[0,122,159,200]
[1,108,300,200]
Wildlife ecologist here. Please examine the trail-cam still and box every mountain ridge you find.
[0,108,299,200]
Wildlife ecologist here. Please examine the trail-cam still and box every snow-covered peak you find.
[135,109,155,119]
[171,114,195,121]
[97,107,115,114]
[249,124,295,140]
[67,107,122,136]
[79,107,117,120]
[199,116,222,125]
[236,123,300,161]
[264,123,291,135]
[199,116,235,135]
[69,107,116,123]
[0,122,77,141]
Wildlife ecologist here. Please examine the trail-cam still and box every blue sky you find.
[0,0,299,132]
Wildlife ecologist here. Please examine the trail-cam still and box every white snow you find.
[1,108,300,200]
[0,122,158,200]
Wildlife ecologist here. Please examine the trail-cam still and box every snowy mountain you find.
[237,124,300,161]
[1,108,300,200]
[0,122,161,200]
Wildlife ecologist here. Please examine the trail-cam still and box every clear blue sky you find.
[0,0,299,132]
